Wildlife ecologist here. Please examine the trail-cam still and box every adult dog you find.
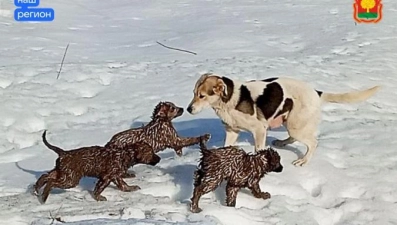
[187,73,380,166]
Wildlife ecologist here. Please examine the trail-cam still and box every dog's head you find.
[187,73,234,114]
[152,101,184,121]
[133,142,161,166]
[258,148,283,173]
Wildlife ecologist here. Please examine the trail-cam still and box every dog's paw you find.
[292,158,308,166]
[272,139,286,148]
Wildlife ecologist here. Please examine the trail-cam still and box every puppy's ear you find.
[153,103,167,118]
[213,79,227,96]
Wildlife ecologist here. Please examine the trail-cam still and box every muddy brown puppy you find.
[190,141,283,213]
[34,130,160,204]
[106,101,211,158]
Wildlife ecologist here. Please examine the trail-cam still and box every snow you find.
[1,0,397,224]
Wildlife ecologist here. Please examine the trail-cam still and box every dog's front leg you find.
[224,126,239,147]
[252,126,267,152]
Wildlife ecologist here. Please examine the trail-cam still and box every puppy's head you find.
[258,148,283,173]
[187,73,233,114]
[133,142,161,166]
[152,101,184,121]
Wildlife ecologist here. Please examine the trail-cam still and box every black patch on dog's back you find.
[256,82,284,119]
[236,85,254,115]
[274,98,293,118]
[262,77,279,82]
[221,76,234,103]
[316,90,323,97]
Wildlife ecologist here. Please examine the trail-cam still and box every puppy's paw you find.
[123,172,136,178]
[190,204,202,213]
[126,185,141,192]
[30,184,39,196]
[292,158,308,167]
[201,133,211,142]
[94,194,108,201]
[261,192,271,200]
[174,147,183,157]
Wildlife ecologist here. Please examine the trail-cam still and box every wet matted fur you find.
[190,141,283,213]
[106,101,211,158]
[34,130,161,203]
[187,73,380,166]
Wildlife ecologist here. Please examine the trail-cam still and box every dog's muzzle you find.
[176,108,184,117]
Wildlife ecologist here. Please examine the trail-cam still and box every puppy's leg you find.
[190,180,220,213]
[33,173,49,195]
[93,178,111,201]
[113,177,140,192]
[249,183,271,200]
[272,136,296,148]
[41,180,54,204]
[171,134,210,156]
[225,183,240,207]
[224,126,239,147]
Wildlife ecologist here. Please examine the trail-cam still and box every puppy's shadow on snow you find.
[15,162,97,195]
[163,164,227,206]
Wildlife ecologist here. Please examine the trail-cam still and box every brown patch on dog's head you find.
[187,73,234,114]
[152,101,184,121]
[258,148,283,173]
[132,142,161,166]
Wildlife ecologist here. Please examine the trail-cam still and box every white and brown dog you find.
[187,73,380,166]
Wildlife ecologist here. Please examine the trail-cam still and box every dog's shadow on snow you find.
[15,162,98,196]
[131,117,303,158]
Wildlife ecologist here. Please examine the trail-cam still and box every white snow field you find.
[1,0,397,224]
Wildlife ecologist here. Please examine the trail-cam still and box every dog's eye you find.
[199,94,205,99]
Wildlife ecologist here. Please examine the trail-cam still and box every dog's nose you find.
[275,165,283,173]
[187,106,193,114]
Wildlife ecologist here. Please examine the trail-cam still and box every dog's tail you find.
[42,130,65,155]
[318,85,380,104]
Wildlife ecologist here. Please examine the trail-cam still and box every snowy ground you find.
[1,0,397,224]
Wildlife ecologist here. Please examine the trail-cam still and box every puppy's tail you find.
[318,85,380,104]
[42,130,65,155]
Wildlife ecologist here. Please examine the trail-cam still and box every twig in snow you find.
[48,204,65,225]
[57,43,70,79]
[156,41,197,55]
